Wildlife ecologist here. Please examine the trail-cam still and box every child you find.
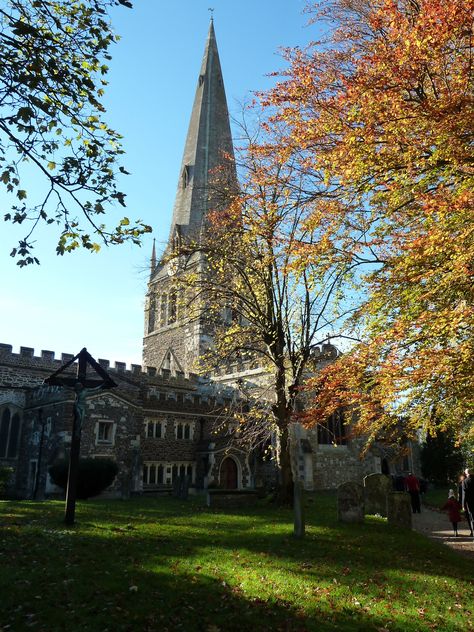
[441,489,462,536]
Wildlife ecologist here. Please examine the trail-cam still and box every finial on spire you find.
[208,7,214,21]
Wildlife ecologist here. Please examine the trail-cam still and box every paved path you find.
[412,506,474,560]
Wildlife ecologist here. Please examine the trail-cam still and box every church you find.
[0,21,417,500]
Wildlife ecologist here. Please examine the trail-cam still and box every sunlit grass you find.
[1,493,472,631]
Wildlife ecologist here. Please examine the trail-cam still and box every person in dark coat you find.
[441,489,462,536]
[405,472,421,513]
[458,473,465,506]
[462,468,474,537]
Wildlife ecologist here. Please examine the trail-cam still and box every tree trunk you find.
[273,420,294,505]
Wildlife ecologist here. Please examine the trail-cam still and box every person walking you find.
[441,489,462,537]
[462,468,474,537]
[405,472,421,513]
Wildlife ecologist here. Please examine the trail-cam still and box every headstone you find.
[179,475,190,500]
[387,492,412,529]
[337,481,365,523]
[293,481,305,538]
[364,473,392,516]
[172,476,181,498]
[173,475,190,499]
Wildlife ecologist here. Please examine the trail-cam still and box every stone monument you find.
[337,481,365,523]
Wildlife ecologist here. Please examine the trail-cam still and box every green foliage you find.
[0,0,151,265]
[0,466,13,497]
[0,495,473,631]
[420,432,465,485]
[48,457,118,499]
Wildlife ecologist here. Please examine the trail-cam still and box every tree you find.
[420,431,464,486]
[170,120,367,504]
[0,0,150,266]
[260,0,474,444]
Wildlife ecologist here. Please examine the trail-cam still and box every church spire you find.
[167,19,235,246]
[149,238,156,278]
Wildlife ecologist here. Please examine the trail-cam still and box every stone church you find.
[0,21,417,500]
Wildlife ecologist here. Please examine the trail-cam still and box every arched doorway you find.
[220,457,238,489]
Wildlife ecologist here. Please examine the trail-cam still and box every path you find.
[412,506,474,560]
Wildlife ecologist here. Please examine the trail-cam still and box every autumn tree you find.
[170,120,370,503]
[261,0,474,445]
[0,0,150,266]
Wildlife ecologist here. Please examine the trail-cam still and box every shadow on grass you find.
[0,496,473,631]
[0,534,449,632]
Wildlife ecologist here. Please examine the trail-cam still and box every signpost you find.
[44,348,116,525]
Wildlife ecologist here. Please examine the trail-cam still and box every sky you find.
[0,0,318,367]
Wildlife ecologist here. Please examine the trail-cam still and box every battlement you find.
[0,343,196,386]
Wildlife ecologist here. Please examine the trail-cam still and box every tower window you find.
[168,290,177,324]
[148,295,156,333]
[160,294,167,326]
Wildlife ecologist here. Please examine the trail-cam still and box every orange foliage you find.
[262,0,474,441]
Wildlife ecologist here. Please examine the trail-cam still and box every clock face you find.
[167,258,179,276]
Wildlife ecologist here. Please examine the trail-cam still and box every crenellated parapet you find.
[0,343,197,386]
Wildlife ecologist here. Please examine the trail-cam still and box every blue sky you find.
[0,0,317,366]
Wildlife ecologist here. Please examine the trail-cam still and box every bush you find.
[48,458,118,499]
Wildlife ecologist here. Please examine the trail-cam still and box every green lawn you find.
[1,493,473,632]
[423,486,453,508]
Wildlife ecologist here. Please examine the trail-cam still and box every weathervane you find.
[208,7,214,19]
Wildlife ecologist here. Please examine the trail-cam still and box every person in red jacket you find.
[441,490,462,536]
[404,472,421,513]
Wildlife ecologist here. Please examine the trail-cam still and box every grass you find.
[423,486,454,508]
[1,493,473,632]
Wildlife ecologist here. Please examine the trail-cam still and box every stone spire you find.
[167,19,235,246]
[149,238,156,278]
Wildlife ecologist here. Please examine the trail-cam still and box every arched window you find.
[0,408,21,459]
[147,295,156,333]
[317,409,347,446]
[168,290,177,324]
[160,293,167,326]
[0,409,10,457]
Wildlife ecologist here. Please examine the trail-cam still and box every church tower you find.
[143,19,236,375]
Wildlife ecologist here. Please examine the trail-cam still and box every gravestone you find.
[337,481,365,523]
[364,473,392,517]
[179,475,190,500]
[387,492,412,529]
[173,475,190,499]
